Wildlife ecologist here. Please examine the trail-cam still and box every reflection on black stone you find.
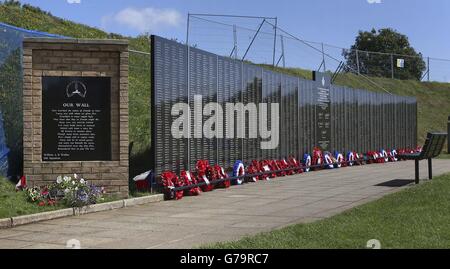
[151,35,418,175]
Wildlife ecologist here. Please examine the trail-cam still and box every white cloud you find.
[102,7,182,33]
[67,0,81,4]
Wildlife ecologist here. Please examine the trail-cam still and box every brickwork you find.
[23,38,129,198]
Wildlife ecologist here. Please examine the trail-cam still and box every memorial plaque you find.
[42,76,111,161]
[313,71,331,151]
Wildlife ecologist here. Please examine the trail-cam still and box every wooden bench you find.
[397,132,447,184]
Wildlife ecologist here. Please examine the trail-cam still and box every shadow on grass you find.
[375,179,415,187]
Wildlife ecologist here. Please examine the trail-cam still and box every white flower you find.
[56,176,62,184]
[80,178,85,184]
[75,187,78,191]
[74,173,78,179]
[63,176,69,182]
[64,188,70,194]
[72,181,75,185]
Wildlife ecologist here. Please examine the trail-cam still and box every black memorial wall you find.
[151,35,417,175]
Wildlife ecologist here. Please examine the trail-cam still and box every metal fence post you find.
[356,49,360,75]
[427,57,430,82]
[281,35,285,68]
[233,25,237,59]
[321,43,326,72]
[391,53,394,79]
[273,17,277,66]
[230,24,238,59]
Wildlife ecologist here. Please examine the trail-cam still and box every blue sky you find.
[16,0,450,80]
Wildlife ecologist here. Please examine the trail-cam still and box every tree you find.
[3,0,21,7]
[343,28,426,80]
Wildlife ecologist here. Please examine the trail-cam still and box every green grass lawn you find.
[0,178,66,219]
[438,153,450,159]
[208,173,450,249]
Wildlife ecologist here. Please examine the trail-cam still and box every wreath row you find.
[157,147,421,200]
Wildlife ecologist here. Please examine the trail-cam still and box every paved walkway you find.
[1,159,450,249]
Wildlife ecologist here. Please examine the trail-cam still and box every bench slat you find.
[396,132,447,184]
[420,133,447,159]
[399,132,447,160]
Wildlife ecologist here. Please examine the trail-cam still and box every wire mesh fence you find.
[187,15,450,83]
[0,22,66,177]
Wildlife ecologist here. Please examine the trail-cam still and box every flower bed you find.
[24,174,106,208]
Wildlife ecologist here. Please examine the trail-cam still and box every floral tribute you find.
[214,164,231,188]
[288,156,303,174]
[159,147,421,200]
[180,170,201,196]
[323,152,335,169]
[161,171,184,200]
[303,153,312,172]
[24,174,105,207]
[275,160,288,176]
[246,161,260,182]
[347,152,356,166]
[334,151,345,168]
[312,147,323,171]
[259,160,273,179]
[267,160,281,177]
[232,160,246,185]
[196,160,214,192]
[279,159,293,175]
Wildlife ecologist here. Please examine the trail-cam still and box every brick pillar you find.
[22,38,129,198]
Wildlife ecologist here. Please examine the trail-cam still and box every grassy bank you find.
[0,178,65,219]
[208,173,450,249]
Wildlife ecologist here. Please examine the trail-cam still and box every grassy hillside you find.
[0,1,151,159]
[0,2,150,51]
[0,1,448,181]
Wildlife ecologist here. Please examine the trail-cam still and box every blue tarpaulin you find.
[0,22,68,177]
[0,22,66,38]
[0,110,9,177]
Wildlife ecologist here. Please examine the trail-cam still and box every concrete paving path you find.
[1,159,450,249]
